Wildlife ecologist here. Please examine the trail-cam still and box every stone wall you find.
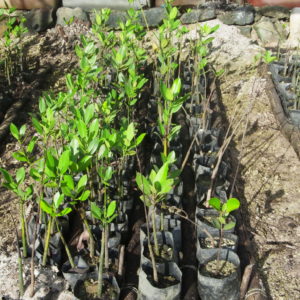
[5,3,300,48]
[53,4,298,48]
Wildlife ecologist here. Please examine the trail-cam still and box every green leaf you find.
[135,133,145,146]
[225,198,240,213]
[107,200,116,218]
[77,120,88,140]
[104,166,113,182]
[27,137,37,154]
[30,168,41,181]
[160,83,173,101]
[63,175,75,190]
[46,150,56,171]
[77,174,87,191]
[0,168,13,183]
[53,192,64,210]
[169,7,178,19]
[19,125,26,137]
[16,167,25,184]
[32,117,43,134]
[12,151,28,162]
[78,190,90,201]
[91,202,102,220]
[125,122,135,145]
[40,200,54,216]
[136,173,151,195]
[25,185,33,198]
[58,150,71,175]
[154,163,169,186]
[223,221,236,231]
[57,207,72,217]
[209,197,221,211]
[10,123,19,140]
[87,139,99,154]
[171,78,181,96]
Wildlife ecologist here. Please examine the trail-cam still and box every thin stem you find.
[42,216,53,267]
[55,218,75,268]
[97,225,105,297]
[20,201,27,257]
[81,211,95,259]
[151,209,159,256]
[104,224,109,270]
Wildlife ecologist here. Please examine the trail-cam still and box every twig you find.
[240,264,254,300]
[118,245,125,276]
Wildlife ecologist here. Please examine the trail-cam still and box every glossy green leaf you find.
[0,168,13,183]
[225,198,240,213]
[77,174,87,191]
[32,117,43,134]
[78,190,90,201]
[40,200,54,216]
[107,200,117,218]
[63,175,75,190]
[57,207,72,217]
[16,167,25,184]
[91,202,102,220]
[223,221,236,231]
[58,150,70,175]
[171,78,181,96]
[160,82,173,101]
[12,151,28,162]
[10,123,19,140]
[209,197,221,211]
[136,173,151,195]
[53,192,64,210]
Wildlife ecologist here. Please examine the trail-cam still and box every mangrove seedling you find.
[0,167,32,257]
[136,151,180,282]
[208,197,240,272]
[91,200,117,298]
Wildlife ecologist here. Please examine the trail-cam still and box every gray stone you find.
[199,8,216,22]
[181,10,201,24]
[180,8,216,24]
[106,10,127,28]
[273,20,289,40]
[56,7,88,26]
[254,19,280,46]
[257,6,290,20]
[286,8,300,48]
[218,6,255,26]
[57,290,79,300]
[25,8,54,32]
[238,26,252,38]
[140,7,166,28]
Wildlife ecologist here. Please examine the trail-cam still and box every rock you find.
[140,7,166,28]
[254,18,280,47]
[181,10,201,24]
[237,26,252,38]
[106,10,127,28]
[199,8,216,22]
[57,290,79,300]
[25,8,54,32]
[273,20,289,41]
[56,7,88,26]
[218,6,255,26]
[257,6,290,20]
[286,8,300,48]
